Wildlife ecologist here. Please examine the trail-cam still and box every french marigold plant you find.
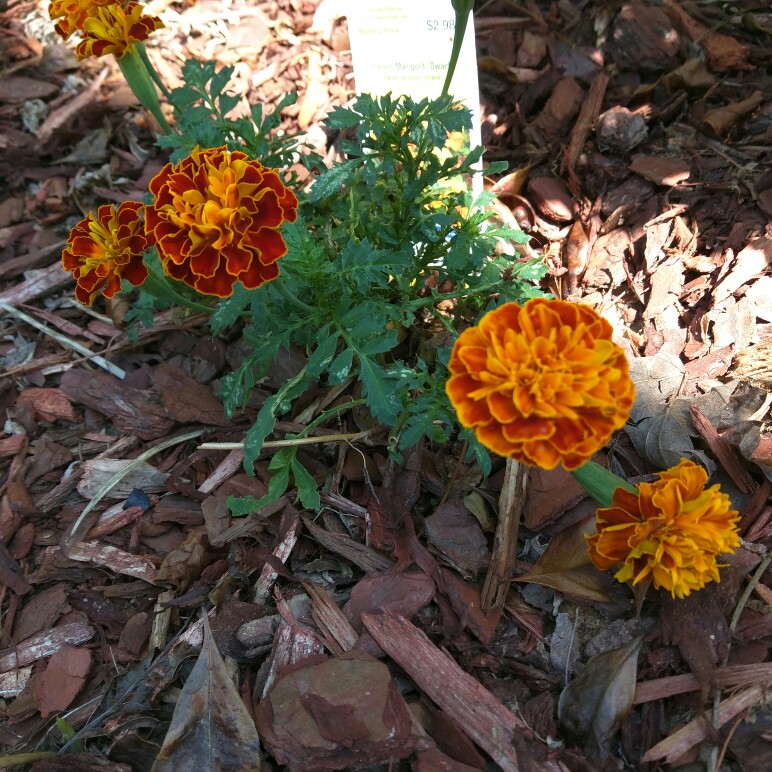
[586,459,741,598]
[145,146,298,297]
[62,201,150,306]
[49,0,114,40]
[445,297,636,470]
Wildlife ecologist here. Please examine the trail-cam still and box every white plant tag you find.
[346,0,482,176]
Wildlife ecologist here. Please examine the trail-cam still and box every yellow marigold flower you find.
[62,201,150,306]
[587,460,741,599]
[75,2,164,60]
[445,298,635,470]
[145,146,298,298]
[49,0,115,40]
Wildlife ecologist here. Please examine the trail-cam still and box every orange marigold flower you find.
[62,201,150,306]
[445,298,635,470]
[75,2,164,60]
[587,460,741,598]
[49,0,114,40]
[145,146,298,298]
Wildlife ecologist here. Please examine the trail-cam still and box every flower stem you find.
[571,460,637,508]
[272,277,316,314]
[441,1,474,98]
[117,44,172,134]
[141,263,214,314]
[136,42,172,100]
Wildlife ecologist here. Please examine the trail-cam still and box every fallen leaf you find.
[515,517,611,603]
[625,352,714,471]
[152,614,262,771]
[558,636,643,760]
[424,500,490,576]
[700,90,764,138]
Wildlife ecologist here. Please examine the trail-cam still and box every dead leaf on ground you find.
[626,351,714,471]
[515,517,612,603]
[152,613,262,771]
[424,500,490,576]
[558,636,643,761]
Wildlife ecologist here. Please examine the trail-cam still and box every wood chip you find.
[362,610,559,772]
[0,620,94,672]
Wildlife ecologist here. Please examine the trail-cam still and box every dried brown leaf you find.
[152,614,262,771]
[515,517,611,603]
[558,636,643,760]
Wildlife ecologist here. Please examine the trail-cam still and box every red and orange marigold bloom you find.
[62,201,150,306]
[587,460,741,598]
[49,0,115,40]
[145,146,298,297]
[446,298,635,470]
[74,1,164,60]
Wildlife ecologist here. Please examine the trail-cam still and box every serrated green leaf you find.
[310,160,357,202]
[210,66,233,97]
[291,457,320,511]
[218,93,240,116]
[358,355,402,425]
[328,347,353,385]
[210,283,251,335]
[243,394,280,470]
[306,328,338,377]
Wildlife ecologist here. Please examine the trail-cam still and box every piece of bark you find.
[563,70,610,191]
[362,610,559,772]
[629,154,690,186]
[252,511,301,604]
[0,621,94,672]
[62,542,158,584]
[304,582,358,655]
[482,460,527,613]
[690,405,755,494]
[303,517,394,573]
[643,685,768,764]
[59,369,175,441]
[152,363,228,425]
[528,177,574,222]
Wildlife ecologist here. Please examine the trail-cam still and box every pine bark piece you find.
[64,542,158,584]
[0,620,94,672]
[362,610,559,772]
[482,459,527,614]
[303,582,358,655]
[303,517,394,573]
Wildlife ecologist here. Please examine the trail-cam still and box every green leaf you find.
[310,160,357,202]
[358,355,402,425]
[218,93,240,116]
[226,462,291,516]
[328,347,353,385]
[210,283,251,335]
[306,328,338,377]
[210,65,234,97]
[243,394,280,470]
[291,457,321,511]
[485,160,508,175]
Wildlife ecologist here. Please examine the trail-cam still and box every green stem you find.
[117,44,172,134]
[272,276,316,314]
[141,264,214,314]
[301,399,366,436]
[571,460,637,508]
[136,42,172,100]
[441,1,474,98]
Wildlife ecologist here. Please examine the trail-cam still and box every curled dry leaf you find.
[625,352,714,472]
[515,517,611,603]
[152,614,262,772]
[558,636,643,760]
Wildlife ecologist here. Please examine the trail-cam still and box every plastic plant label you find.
[346,0,482,161]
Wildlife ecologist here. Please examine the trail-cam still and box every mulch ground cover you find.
[0,0,771,769]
